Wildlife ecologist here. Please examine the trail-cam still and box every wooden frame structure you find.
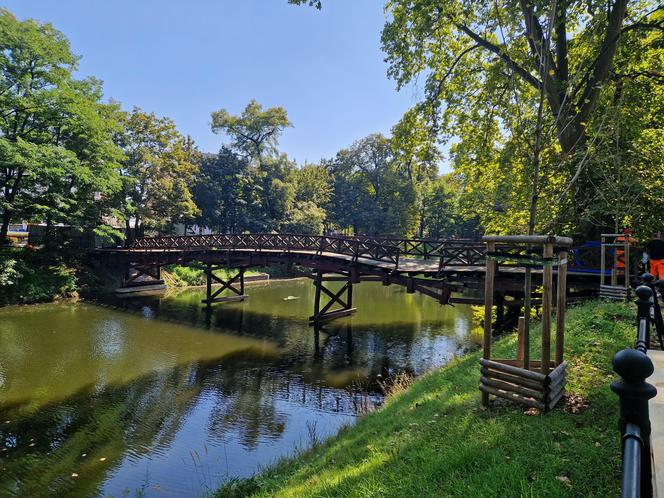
[201,264,247,306]
[123,262,163,287]
[309,270,357,324]
[599,232,634,301]
[480,235,572,412]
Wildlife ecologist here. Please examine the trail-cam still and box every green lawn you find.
[216,300,634,497]
[163,264,264,287]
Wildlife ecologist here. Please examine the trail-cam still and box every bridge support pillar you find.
[202,265,247,307]
[309,270,356,325]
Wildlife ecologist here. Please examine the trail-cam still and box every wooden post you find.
[556,250,568,365]
[347,279,353,308]
[523,265,532,370]
[541,242,554,375]
[482,241,496,407]
[313,270,322,319]
[239,267,245,295]
[517,316,526,366]
[625,237,630,289]
[600,237,606,287]
[496,293,505,331]
[205,263,212,308]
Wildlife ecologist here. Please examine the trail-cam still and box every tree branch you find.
[455,23,541,90]
[575,0,628,128]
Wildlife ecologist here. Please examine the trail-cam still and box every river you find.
[0,279,479,497]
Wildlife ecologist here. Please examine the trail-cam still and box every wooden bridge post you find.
[482,241,496,408]
[201,265,248,307]
[541,242,554,375]
[309,271,357,325]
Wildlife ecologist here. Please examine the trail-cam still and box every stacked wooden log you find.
[479,359,567,412]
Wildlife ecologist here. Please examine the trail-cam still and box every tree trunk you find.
[125,218,132,247]
[0,210,12,245]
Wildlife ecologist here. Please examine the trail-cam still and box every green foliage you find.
[378,0,663,237]
[164,264,262,287]
[215,300,634,497]
[210,100,292,162]
[0,9,124,243]
[118,108,200,236]
[0,248,79,304]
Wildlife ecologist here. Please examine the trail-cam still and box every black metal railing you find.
[611,284,658,498]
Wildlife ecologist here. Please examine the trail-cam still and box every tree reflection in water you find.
[0,280,476,497]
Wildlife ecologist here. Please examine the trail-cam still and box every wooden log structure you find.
[309,270,357,324]
[201,264,247,306]
[123,262,164,287]
[479,358,568,412]
[480,235,572,412]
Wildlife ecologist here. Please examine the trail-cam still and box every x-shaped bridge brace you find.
[202,264,247,306]
[309,270,357,324]
[124,263,163,287]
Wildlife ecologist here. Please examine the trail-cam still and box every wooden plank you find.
[480,367,544,391]
[201,295,247,305]
[556,250,568,364]
[541,242,553,375]
[479,358,547,382]
[449,296,485,305]
[498,359,558,370]
[548,381,567,402]
[478,384,545,410]
[481,235,573,246]
[309,308,356,323]
[548,386,566,410]
[482,241,496,408]
[517,316,526,365]
[548,361,567,384]
[480,376,545,400]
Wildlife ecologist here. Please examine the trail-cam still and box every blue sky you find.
[4,0,426,164]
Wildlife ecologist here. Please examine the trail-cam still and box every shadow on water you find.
[0,280,479,497]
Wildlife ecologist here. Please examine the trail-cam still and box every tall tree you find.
[210,100,292,163]
[0,9,123,244]
[118,108,199,238]
[327,134,418,236]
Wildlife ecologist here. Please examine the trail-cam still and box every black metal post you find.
[642,274,664,349]
[611,348,657,497]
[635,285,653,352]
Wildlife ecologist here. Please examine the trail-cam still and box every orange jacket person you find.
[647,234,664,279]
[615,229,636,273]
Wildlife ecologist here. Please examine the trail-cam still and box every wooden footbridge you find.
[94,233,600,324]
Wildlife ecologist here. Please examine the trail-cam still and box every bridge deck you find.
[98,247,597,279]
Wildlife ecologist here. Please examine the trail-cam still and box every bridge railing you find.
[130,233,401,268]
[611,285,658,498]
[348,236,486,267]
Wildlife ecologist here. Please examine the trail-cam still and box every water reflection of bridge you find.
[95,233,600,326]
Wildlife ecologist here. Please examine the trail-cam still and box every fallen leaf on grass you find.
[564,394,589,414]
[524,408,541,416]
[556,476,572,488]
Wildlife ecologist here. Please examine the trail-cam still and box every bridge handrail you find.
[129,233,401,268]
[611,285,658,498]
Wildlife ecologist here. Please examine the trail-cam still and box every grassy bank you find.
[163,264,264,287]
[163,264,299,287]
[217,300,633,497]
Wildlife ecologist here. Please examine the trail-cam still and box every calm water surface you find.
[0,279,478,497]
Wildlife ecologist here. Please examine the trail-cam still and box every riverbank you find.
[217,300,632,497]
[0,248,304,305]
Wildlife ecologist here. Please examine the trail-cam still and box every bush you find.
[0,248,79,305]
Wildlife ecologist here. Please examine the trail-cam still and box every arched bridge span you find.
[94,233,598,324]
